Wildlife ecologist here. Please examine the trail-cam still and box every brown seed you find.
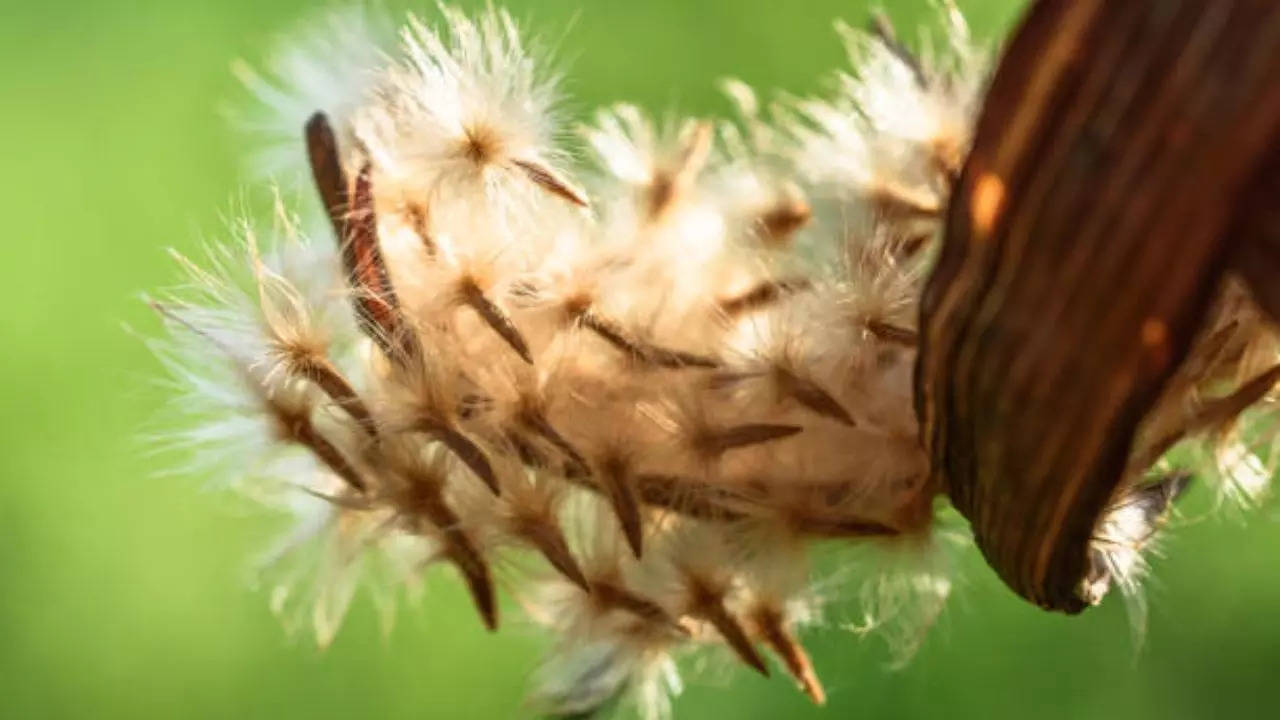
[757,190,812,247]
[149,301,371,494]
[512,158,590,208]
[458,279,534,364]
[292,356,378,438]
[579,310,718,369]
[596,452,644,558]
[690,423,802,457]
[512,514,589,591]
[522,412,590,479]
[402,478,497,631]
[686,579,769,677]
[418,420,501,496]
[589,579,679,630]
[717,278,811,317]
[285,415,369,494]
[777,371,856,427]
[865,319,918,348]
[753,605,825,705]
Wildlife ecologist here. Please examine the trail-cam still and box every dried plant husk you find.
[917,0,1280,612]
[1232,143,1280,321]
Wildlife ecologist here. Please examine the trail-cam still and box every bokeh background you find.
[3,0,1280,718]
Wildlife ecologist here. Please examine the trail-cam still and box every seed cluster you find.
[148,4,1279,717]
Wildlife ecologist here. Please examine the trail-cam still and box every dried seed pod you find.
[1230,143,1280,322]
[917,0,1280,612]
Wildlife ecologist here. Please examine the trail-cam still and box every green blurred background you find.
[3,0,1279,717]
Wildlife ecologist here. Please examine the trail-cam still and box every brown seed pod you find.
[916,0,1280,612]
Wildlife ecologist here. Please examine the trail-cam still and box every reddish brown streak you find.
[304,112,348,242]
[304,111,417,361]
[347,164,410,354]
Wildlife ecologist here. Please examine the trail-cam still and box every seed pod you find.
[917,0,1280,612]
[1231,143,1280,321]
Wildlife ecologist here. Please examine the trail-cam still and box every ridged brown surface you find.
[1232,143,1280,323]
[917,0,1280,612]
